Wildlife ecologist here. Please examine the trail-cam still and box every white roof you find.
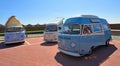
[50,17,64,23]
[70,14,99,18]
[81,15,99,18]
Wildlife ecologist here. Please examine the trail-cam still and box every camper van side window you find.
[93,24,102,33]
[82,25,92,34]
[103,24,110,30]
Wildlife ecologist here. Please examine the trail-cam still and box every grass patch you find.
[26,30,44,34]
[0,33,4,36]
[0,30,44,36]
[26,30,44,33]
[0,32,4,34]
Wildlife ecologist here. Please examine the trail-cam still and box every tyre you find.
[105,40,110,47]
[86,46,94,56]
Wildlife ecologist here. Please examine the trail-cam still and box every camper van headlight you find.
[6,36,9,39]
[54,35,57,40]
[5,36,9,42]
[21,35,24,38]
[5,36,10,40]
[71,42,76,47]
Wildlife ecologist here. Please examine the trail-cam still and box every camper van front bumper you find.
[4,40,25,44]
[58,48,81,57]
[44,39,58,42]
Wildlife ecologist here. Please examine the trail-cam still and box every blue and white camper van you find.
[4,26,25,44]
[58,15,112,56]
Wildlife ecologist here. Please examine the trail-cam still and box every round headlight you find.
[54,35,57,40]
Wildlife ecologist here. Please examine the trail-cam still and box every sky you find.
[0,0,120,25]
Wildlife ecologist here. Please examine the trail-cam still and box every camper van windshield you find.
[61,24,80,34]
[6,27,24,32]
[45,25,57,32]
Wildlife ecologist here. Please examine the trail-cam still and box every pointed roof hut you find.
[5,16,23,27]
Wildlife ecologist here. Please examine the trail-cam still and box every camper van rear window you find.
[90,18,100,22]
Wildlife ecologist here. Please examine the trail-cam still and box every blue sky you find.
[0,0,120,25]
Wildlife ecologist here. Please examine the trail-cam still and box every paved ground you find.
[112,36,120,41]
[0,37,120,66]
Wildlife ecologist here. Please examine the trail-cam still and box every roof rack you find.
[81,15,99,18]
[69,14,99,18]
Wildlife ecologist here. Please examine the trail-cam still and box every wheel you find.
[89,47,93,55]
[105,40,110,47]
[86,47,94,56]
[20,41,25,44]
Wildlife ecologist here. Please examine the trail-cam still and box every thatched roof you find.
[5,16,23,27]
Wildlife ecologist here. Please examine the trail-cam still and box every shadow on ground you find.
[55,44,117,66]
[0,42,24,49]
[40,42,57,46]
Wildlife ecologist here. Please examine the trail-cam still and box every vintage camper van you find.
[44,17,64,42]
[4,16,25,44]
[44,24,58,42]
[58,15,112,56]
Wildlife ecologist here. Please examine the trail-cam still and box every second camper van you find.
[44,17,64,42]
[44,24,58,42]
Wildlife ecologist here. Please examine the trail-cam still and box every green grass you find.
[26,30,44,33]
[0,30,44,36]
[0,32,4,36]
[0,32,4,34]
[26,30,44,34]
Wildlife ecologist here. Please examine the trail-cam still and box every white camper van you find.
[4,16,25,44]
[44,24,58,42]
[44,17,64,42]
